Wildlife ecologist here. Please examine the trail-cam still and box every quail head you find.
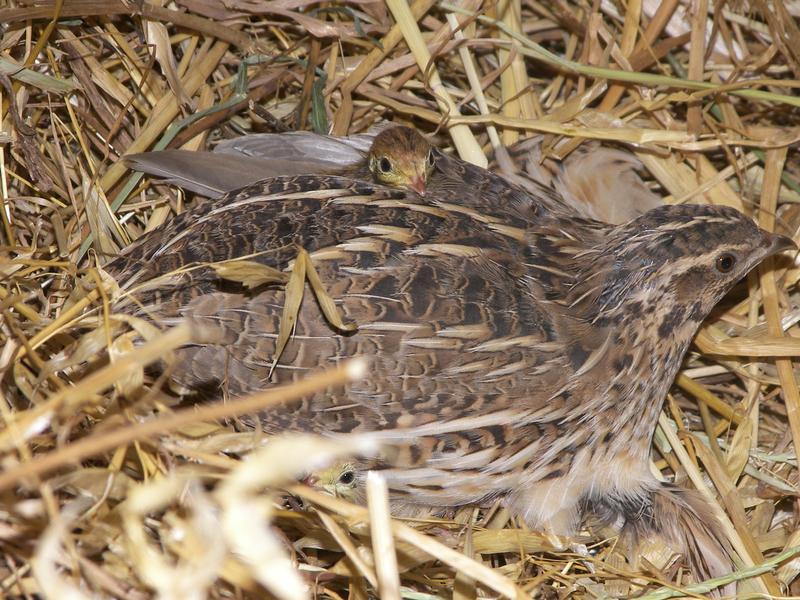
[304,463,365,504]
[363,126,433,194]
[111,136,794,587]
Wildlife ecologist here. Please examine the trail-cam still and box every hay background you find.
[1,0,800,597]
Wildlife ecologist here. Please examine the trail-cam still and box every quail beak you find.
[408,171,426,195]
[765,232,797,256]
[302,474,319,486]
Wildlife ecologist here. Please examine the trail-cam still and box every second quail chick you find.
[310,462,365,504]
[502,138,662,224]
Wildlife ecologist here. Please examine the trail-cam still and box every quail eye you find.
[715,252,736,273]
[339,470,355,485]
[426,151,435,167]
[378,157,392,173]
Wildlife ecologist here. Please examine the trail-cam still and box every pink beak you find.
[409,175,426,195]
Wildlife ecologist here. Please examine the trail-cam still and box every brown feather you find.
[591,482,736,595]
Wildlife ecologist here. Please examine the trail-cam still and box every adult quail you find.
[112,132,794,587]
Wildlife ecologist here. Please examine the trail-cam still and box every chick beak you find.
[409,174,426,195]
[302,474,319,486]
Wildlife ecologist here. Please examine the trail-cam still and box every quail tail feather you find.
[597,482,735,596]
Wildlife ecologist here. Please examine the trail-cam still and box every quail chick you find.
[501,138,662,224]
[363,127,433,194]
[111,136,794,589]
[304,463,365,504]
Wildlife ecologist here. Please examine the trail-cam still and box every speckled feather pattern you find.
[110,128,794,585]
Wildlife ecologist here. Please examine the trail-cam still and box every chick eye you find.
[426,151,435,167]
[339,470,355,485]
[715,253,736,273]
[378,157,392,173]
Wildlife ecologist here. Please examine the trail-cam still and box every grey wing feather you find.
[124,132,375,197]
[215,131,374,165]
[124,151,279,198]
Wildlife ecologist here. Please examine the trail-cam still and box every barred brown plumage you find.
[115,126,795,589]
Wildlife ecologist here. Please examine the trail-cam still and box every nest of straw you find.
[2,0,800,598]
